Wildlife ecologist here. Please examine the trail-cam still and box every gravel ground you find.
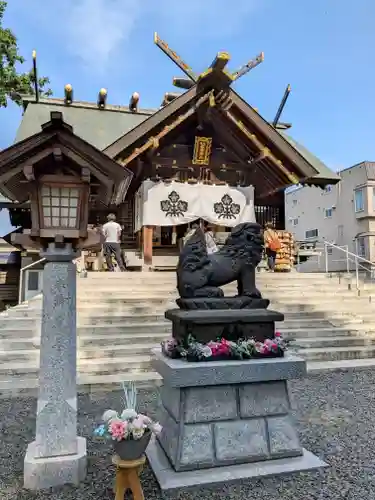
[1,370,375,499]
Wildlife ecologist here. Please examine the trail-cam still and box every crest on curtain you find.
[213,194,241,219]
[160,191,189,217]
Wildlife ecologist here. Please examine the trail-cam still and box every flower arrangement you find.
[93,382,162,442]
[161,332,288,362]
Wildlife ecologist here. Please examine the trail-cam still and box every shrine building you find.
[0,34,340,302]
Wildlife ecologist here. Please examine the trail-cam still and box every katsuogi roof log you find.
[103,33,340,194]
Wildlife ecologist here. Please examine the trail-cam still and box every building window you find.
[323,185,332,193]
[324,208,333,218]
[292,199,297,206]
[305,229,318,239]
[354,189,364,212]
[357,237,366,257]
[292,218,298,226]
[327,247,333,255]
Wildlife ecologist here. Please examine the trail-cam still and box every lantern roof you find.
[0,111,133,205]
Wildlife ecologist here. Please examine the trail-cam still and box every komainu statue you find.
[176,222,269,310]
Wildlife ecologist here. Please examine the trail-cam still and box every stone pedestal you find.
[165,308,284,343]
[24,243,87,490]
[147,350,327,493]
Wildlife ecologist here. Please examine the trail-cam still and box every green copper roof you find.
[16,98,153,151]
[280,132,340,183]
[14,97,339,186]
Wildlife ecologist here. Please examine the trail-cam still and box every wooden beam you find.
[223,108,300,184]
[228,89,320,178]
[154,33,197,82]
[23,165,35,181]
[81,167,91,183]
[0,147,54,184]
[272,84,291,127]
[53,147,63,162]
[103,85,202,159]
[210,52,231,72]
[152,157,242,170]
[143,226,153,266]
[118,93,210,167]
[58,146,112,189]
[209,111,283,193]
[232,52,264,81]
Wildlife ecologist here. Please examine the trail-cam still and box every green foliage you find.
[0,1,52,107]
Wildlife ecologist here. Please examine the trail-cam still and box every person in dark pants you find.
[265,247,277,272]
[264,222,280,272]
[102,213,127,272]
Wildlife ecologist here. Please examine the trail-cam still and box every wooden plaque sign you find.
[192,136,212,166]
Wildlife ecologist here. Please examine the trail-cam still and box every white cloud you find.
[65,0,140,68]
[14,0,260,69]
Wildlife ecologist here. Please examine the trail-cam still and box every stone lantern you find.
[0,111,133,490]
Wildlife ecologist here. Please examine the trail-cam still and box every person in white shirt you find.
[102,213,127,272]
[204,222,218,254]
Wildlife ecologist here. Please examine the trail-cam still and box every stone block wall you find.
[157,381,302,472]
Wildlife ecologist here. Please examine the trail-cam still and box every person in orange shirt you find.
[263,222,281,272]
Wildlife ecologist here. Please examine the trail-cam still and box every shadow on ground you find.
[1,370,375,499]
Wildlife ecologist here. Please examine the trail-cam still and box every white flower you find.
[150,422,163,434]
[132,428,145,440]
[121,409,138,420]
[102,410,119,422]
[201,346,213,358]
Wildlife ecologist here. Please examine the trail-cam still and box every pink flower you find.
[271,343,278,350]
[275,331,281,337]
[109,420,126,441]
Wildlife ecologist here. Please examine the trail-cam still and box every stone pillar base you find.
[147,350,327,493]
[24,437,87,490]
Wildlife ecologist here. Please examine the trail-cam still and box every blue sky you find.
[0,0,375,235]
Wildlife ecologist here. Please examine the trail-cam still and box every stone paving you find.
[1,369,375,499]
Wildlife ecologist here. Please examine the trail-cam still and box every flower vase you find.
[113,431,152,461]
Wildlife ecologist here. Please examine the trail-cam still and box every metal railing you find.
[296,240,349,272]
[323,240,375,290]
[18,258,46,304]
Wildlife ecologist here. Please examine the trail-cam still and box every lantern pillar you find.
[23,241,87,490]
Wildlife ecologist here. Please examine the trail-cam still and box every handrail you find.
[18,258,46,304]
[323,240,375,290]
[323,240,375,268]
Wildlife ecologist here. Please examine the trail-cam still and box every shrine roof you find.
[15,95,339,192]
[16,97,154,151]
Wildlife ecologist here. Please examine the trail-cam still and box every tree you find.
[0,1,52,107]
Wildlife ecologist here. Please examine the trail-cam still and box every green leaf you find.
[0,1,52,108]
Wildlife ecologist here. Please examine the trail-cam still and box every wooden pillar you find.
[143,226,153,266]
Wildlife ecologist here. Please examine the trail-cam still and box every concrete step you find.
[0,337,39,350]
[285,327,375,340]
[0,342,158,362]
[0,355,153,375]
[79,343,157,359]
[297,345,375,362]
[270,302,373,313]
[292,335,375,349]
[79,332,167,347]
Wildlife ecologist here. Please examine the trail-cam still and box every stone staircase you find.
[2,271,375,396]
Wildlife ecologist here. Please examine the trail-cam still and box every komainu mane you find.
[176,222,266,308]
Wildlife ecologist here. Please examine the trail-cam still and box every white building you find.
[285,161,375,270]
